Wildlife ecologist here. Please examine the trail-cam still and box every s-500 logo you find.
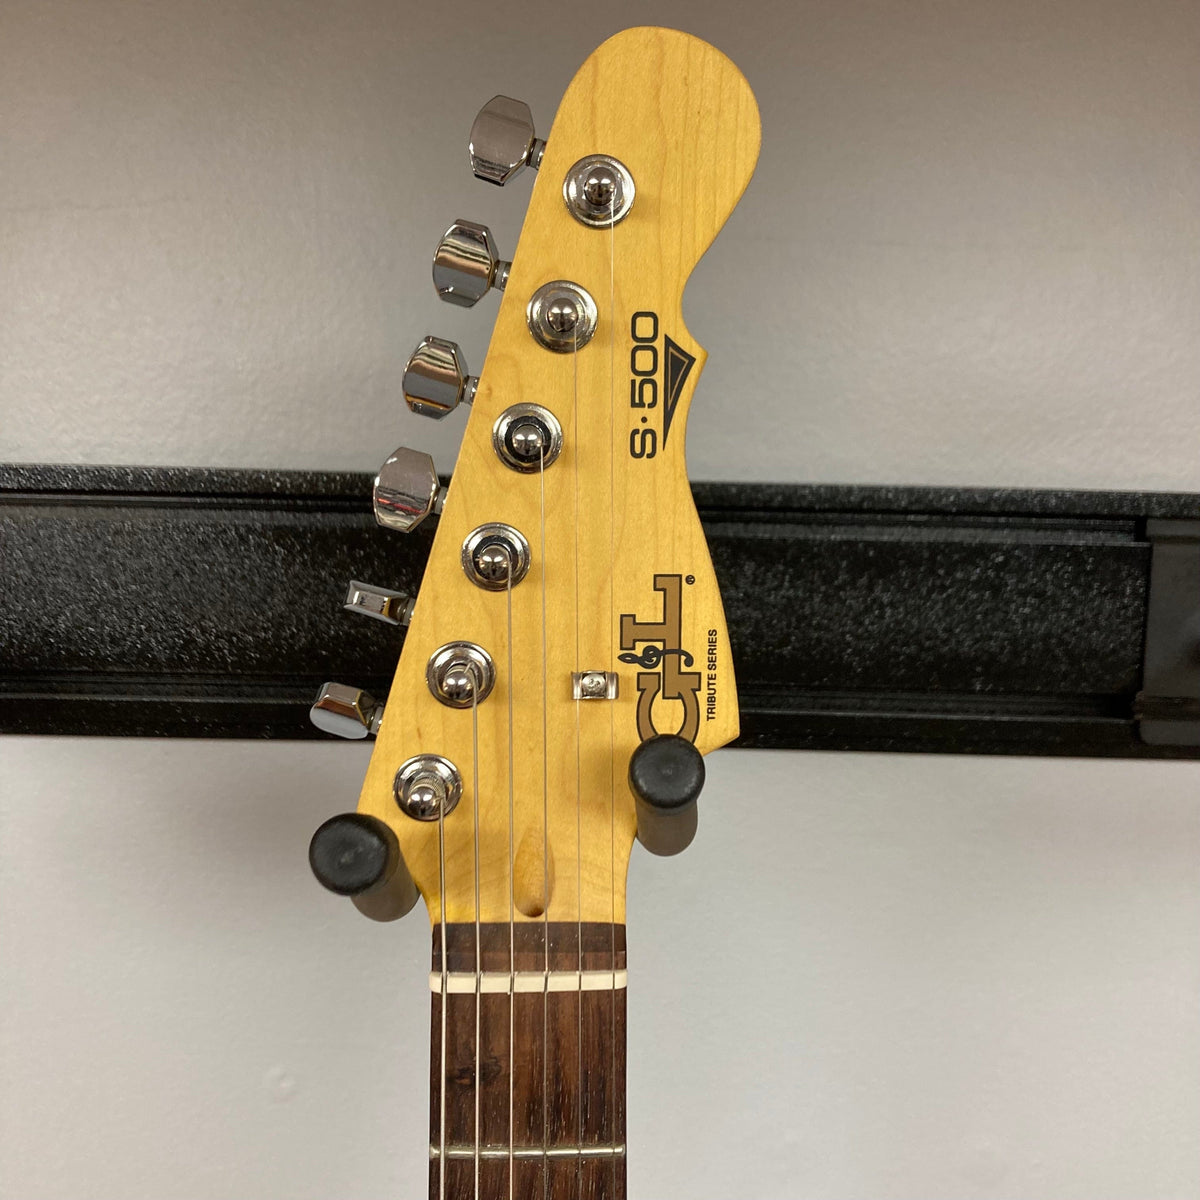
[627,311,696,460]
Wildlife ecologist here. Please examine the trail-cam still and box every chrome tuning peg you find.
[343,580,414,626]
[469,95,544,186]
[403,336,477,419]
[433,220,510,307]
[309,683,383,739]
[373,446,444,532]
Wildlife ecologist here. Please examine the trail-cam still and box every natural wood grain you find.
[356,25,759,925]
[429,924,627,1200]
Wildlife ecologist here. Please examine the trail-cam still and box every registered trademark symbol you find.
[685,575,695,585]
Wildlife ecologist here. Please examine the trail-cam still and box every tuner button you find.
[433,220,510,306]
[403,337,477,419]
[469,95,545,186]
[373,447,444,532]
[309,813,419,922]
[628,734,705,857]
[309,683,382,739]
[343,580,414,626]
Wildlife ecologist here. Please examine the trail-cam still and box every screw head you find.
[580,672,608,697]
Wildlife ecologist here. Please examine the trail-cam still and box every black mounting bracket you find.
[1136,519,1200,746]
[4,463,1200,758]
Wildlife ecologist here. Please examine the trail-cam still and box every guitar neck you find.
[430,922,628,1200]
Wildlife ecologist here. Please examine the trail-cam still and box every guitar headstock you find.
[309,27,760,928]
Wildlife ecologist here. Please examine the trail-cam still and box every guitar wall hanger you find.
[5,464,1199,757]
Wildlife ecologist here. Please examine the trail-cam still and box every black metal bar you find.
[1136,519,1200,746]
[4,464,1200,757]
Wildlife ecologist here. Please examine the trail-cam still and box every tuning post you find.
[526,280,598,352]
[403,337,478,419]
[343,580,414,626]
[469,95,545,186]
[426,641,496,708]
[492,403,564,472]
[563,155,636,227]
[309,683,383,739]
[433,220,510,306]
[373,447,444,532]
[462,523,531,590]
[393,755,463,821]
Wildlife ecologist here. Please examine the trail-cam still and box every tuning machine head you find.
[373,447,444,532]
[309,683,383,739]
[433,220,509,307]
[469,95,544,186]
[403,336,477,419]
[343,580,414,626]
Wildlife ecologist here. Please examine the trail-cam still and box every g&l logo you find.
[619,574,702,743]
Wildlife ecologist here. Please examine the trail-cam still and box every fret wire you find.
[431,925,627,1199]
[431,1145,627,1161]
[430,969,628,993]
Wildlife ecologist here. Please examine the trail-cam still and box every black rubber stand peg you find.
[309,813,419,922]
[628,734,705,857]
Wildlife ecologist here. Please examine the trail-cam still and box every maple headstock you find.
[311,27,760,929]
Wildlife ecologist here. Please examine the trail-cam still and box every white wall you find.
[2,1,1199,1197]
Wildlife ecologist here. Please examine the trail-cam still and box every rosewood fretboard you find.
[429,922,627,1200]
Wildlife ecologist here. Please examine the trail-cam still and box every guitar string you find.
[573,321,583,1200]
[608,184,618,1200]
[539,440,550,1200]
[472,666,482,1199]
[505,547,516,1199]
[438,710,449,1200]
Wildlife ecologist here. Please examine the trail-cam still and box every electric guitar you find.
[307,27,760,1199]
